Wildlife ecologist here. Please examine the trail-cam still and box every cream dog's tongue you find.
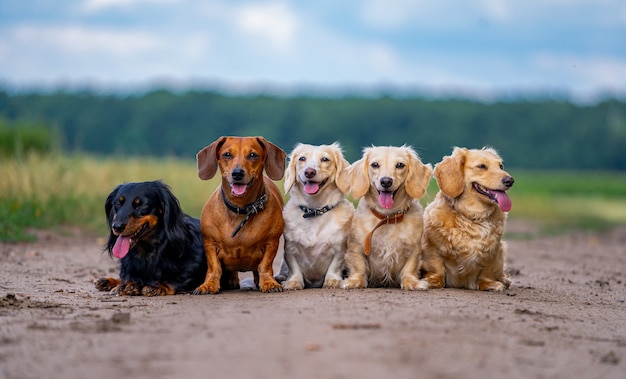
[492,190,512,212]
[112,236,130,259]
[378,191,393,209]
[304,182,320,195]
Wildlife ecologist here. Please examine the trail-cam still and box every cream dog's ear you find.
[329,143,351,194]
[406,149,433,200]
[197,136,227,180]
[347,150,370,199]
[284,144,304,193]
[434,147,467,198]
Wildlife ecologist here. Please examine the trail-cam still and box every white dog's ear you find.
[406,155,433,200]
[434,147,467,198]
[330,144,351,194]
[283,144,302,193]
[347,154,370,199]
[197,136,227,180]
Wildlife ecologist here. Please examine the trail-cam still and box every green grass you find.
[1,155,625,241]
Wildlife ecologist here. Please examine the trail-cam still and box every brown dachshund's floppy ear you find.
[257,137,286,180]
[197,137,227,180]
[434,147,467,198]
[347,149,370,199]
[283,143,302,193]
[406,149,433,200]
[330,143,351,194]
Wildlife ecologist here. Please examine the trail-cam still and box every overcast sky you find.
[1,0,625,100]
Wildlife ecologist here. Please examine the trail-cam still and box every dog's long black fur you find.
[95,180,207,296]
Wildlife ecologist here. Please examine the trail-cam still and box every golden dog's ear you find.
[257,137,287,180]
[197,137,227,180]
[283,144,303,193]
[434,147,467,198]
[406,150,433,199]
[347,153,370,199]
[330,143,351,194]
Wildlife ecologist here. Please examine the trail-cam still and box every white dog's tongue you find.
[112,236,130,259]
[232,183,247,196]
[378,191,394,209]
[492,190,512,212]
[304,181,320,195]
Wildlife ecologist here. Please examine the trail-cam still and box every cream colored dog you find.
[419,147,514,291]
[341,146,432,290]
[279,143,354,290]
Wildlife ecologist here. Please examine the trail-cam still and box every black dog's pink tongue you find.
[112,236,130,259]
[378,191,394,209]
[492,190,512,212]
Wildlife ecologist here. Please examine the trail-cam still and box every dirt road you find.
[1,222,624,379]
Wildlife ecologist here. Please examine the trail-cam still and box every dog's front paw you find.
[341,278,366,289]
[142,284,174,296]
[94,277,120,292]
[283,280,304,291]
[193,282,220,295]
[479,279,506,292]
[416,280,431,291]
[401,277,421,291]
[259,279,283,293]
[323,278,342,289]
[113,281,142,296]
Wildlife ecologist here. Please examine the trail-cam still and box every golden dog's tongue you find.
[112,236,130,259]
[232,183,247,196]
[378,191,394,209]
[304,182,320,195]
[493,190,512,212]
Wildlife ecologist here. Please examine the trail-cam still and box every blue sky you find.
[1,0,625,101]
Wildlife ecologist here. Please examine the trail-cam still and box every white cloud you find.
[81,0,179,13]
[235,2,299,51]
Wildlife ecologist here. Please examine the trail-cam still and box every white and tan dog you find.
[341,146,432,290]
[279,143,354,290]
[419,147,514,291]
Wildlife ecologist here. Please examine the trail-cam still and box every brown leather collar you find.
[364,207,406,255]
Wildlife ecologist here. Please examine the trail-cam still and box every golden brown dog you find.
[419,147,514,291]
[341,146,432,290]
[278,142,354,290]
[193,136,286,294]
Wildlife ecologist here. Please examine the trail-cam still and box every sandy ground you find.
[0,221,625,379]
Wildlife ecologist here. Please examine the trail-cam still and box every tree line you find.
[1,89,625,170]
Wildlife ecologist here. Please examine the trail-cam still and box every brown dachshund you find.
[193,136,286,294]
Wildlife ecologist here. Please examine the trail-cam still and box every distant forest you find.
[1,89,625,170]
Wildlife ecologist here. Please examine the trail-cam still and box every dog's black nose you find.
[304,168,316,179]
[112,221,126,234]
[231,168,245,181]
[502,176,515,188]
[380,177,393,189]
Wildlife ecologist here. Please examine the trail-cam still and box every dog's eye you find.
[222,152,232,159]
[298,156,306,162]
[371,162,379,169]
[248,152,259,160]
[321,157,330,162]
[133,198,142,208]
[477,164,488,170]
[499,163,504,170]
[396,162,405,169]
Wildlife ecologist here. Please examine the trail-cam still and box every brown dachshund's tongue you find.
[492,190,512,212]
[232,183,247,196]
[112,236,130,259]
[378,191,394,209]
[304,182,320,195]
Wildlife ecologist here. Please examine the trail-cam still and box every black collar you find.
[221,190,267,237]
[299,203,336,218]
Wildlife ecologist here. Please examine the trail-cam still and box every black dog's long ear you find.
[157,182,187,255]
[104,185,122,254]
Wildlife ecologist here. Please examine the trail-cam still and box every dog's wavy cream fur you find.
[279,143,354,289]
[341,146,432,290]
[419,147,514,291]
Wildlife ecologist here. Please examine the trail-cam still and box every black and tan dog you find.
[95,180,207,296]
[193,136,286,294]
